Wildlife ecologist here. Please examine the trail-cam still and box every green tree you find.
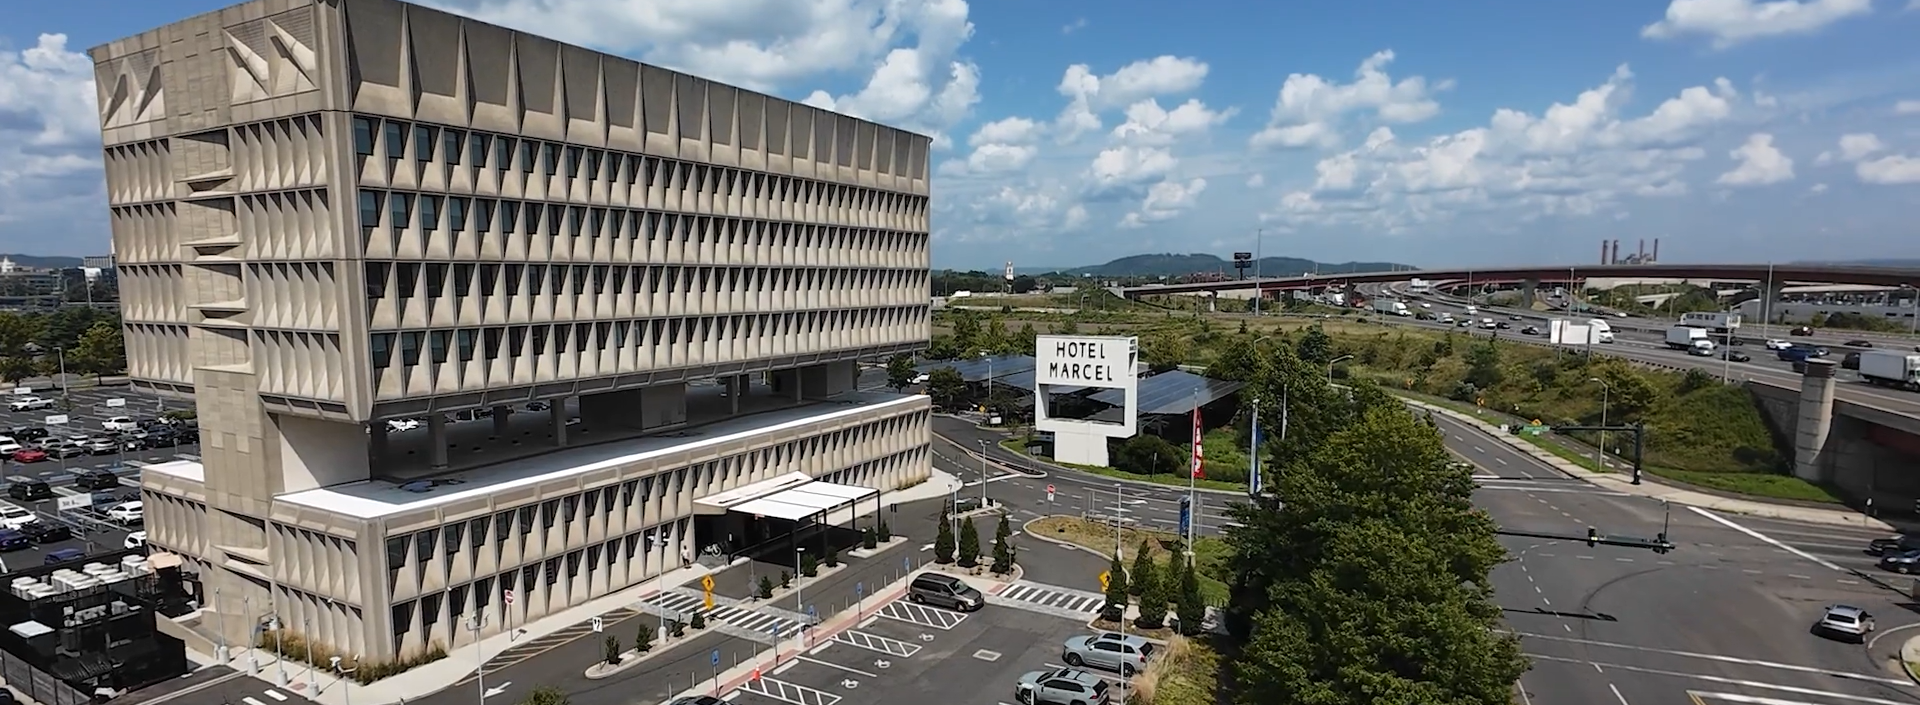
[1013,323,1038,355]
[824,544,840,567]
[70,320,126,376]
[602,635,622,665]
[951,313,982,351]
[520,685,571,705]
[983,318,1011,354]
[1225,404,1527,705]
[877,520,892,542]
[0,313,41,358]
[800,553,819,577]
[1102,551,1129,620]
[862,527,878,550]
[934,511,956,564]
[1295,325,1334,364]
[1134,555,1171,630]
[1127,539,1156,598]
[885,354,918,391]
[957,517,982,568]
[1113,434,1182,476]
[0,357,36,384]
[757,575,775,599]
[991,514,1016,574]
[926,367,968,409]
[1140,330,1189,372]
[1464,339,1504,390]
[1175,553,1206,635]
[690,612,706,630]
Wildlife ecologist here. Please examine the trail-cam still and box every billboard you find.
[1035,335,1139,390]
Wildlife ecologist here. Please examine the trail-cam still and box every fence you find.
[0,648,93,705]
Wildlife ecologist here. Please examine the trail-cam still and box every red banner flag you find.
[1190,407,1205,479]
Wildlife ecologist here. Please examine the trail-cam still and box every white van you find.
[1587,319,1616,343]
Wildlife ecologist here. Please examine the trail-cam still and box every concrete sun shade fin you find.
[88,0,936,665]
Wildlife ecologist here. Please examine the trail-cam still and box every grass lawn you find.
[1026,515,1232,605]
[998,440,1249,493]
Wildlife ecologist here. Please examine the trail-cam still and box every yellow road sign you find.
[1098,571,1110,591]
[701,575,715,591]
[704,593,715,610]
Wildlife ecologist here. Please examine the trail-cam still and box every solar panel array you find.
[914,354,1034,382]
[1087,370,1247,416]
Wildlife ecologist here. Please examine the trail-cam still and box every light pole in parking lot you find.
[1588,377,1610,470]
[976,439,989,511]
[52,346,69,412]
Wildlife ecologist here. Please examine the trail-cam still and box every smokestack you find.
[1638,239,1646,263]
[1610,239,1619,265]
[1651,238,1659,263]
[1601,240,1609,265]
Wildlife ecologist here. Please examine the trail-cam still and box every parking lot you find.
[727,586,1133,705]
[2,383,199,481]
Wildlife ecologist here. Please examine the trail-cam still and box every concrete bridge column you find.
[1343,282,1358,305]
[1521,278,1539,308]
[1759,280,1786,326]
[1793,359,1838,483]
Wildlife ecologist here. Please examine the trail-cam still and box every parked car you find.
[6,397,53,412]
[0,436,19,455]
[0,530,30,552]
[141,427,178,448]
[124,531,148,550]
[82,436,119,455]
[73,469,121,491]
[1015,668,1111,705]
[1881,549,1920,573]
[4,479,50,502]
[907,572,984,612]
[1062,632,1155,677]
[0,505,37,531]
[37,439,84,459]
[1814,605,1874,642]
[8,448,46,463]
[101,416,139,433]
[43,548,85,565]
[6,427,47,442]
[104,501,143,525]
[20,522,71,543]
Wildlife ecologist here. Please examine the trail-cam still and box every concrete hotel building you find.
[91,0,932,662]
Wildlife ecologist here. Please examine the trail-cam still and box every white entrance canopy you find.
[694,472,880,522]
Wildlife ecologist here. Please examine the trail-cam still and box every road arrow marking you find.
[483,681,512,699]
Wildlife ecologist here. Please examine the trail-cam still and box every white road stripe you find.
[1687,507,1846,572]
[1608,683,1630,705]
[1529,655,1911,705]
[1516,632,1913,687]
[262,692,288,702]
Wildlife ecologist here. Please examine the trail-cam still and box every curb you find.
[1021,517,1114,560]
[1903,635,1920,686]
[962,438,1243,497]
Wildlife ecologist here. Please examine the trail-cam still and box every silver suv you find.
[1815,605,1874,642]
[1062,632,1154,677]
[1015,668,1109,705]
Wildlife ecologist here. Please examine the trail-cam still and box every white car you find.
[124,531,148,550]
[102,416,139,432]
[1765,339,1792,351]
[8,396,53,412]
[0,504,40,530]
[0,436,19,455]
[385,418,421,433]
[105,501,143,525]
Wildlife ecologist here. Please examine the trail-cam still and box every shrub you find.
[1134,560,1170,630]
[255,629,447,684]
[781,570,792,588]
[690,612,706,630]
[934,512,956,564]
[877,521,892,542]
[669,619,686,638]
[635,623,655,652]
[801,554,819,577]
[861,527,878,550]
[1127,539,1156,598]
[825,545,840,567]
[957,517,981,568]
[603,635,622,665]
[758,575,776,599]
[520,685,572,705]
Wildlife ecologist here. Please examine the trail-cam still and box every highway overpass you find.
[1120,263,1920,298]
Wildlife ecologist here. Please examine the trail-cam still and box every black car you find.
[73,470,121,491]
[20,521,72,544]
[1722,350,1751,363]
[1868,535,1920,556]
[0,531,29,552]
[4,479,50,502]
[6,427,47,443]
[1846,340,1873,348]
[1843,352,1862,370]
[1791,326,1815,336]
[143,427,178,448]
[1521,326,1541,335]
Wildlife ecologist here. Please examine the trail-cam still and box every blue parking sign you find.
[711,649,720,666]
[856,581,864,597]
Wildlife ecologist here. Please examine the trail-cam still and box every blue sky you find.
[5,0,1920,271]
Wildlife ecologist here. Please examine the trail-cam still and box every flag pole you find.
[1189,391,1200,551]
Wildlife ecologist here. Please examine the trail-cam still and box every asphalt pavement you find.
[1446,409,1920,705]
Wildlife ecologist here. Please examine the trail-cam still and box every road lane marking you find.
[1516,632,1914,687]
[1473,446,1486,454]
[1608,683,1630,705]
[1694,691,1898,705]
[1686,507,1845,572]
[1528,655,1913,704]
[1495,457,1508,465]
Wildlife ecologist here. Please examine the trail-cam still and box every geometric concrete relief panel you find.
[96,48,166,129]
[224,7,320,104]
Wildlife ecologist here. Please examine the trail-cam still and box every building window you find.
[469,133,489,168]
[420,593,442,632]
[501,201,520,235]
[425,264,448,298]
[507,328,525,358]
[479,264,500,297]
[474,199,495,233]
[518,139,534,174]
[443,522,464,559]
[414,125,436,162]
[457,329,476,362]
[429,331,450,365]
[562,495,578,523]
[484,328,503,359]
[568,207,585,238]
[564,146,581,176]
[448,585,468,621]
[531,326,549,355]
[527,265,546,296]
[370,332,395,368]
[448,197,468,231]
[504,264,523,296]
[386,534,409,569]
[400,332,424,366]
[395,263,419,299]
[494,513,511,547]
[496,136,516,172]
[365,262,389,299]
[470,517,488,548]
[358,190,382,232]
[566,550,582,579]
[517,507,535,535]
[419,195,441,232]
[541,500,557,529]
[384,120,407,160]
[541,143,559,176]
[443,129,464,166]
[353,117,376,157]
[453,264,473,297]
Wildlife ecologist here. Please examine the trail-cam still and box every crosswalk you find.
[638,588,807,644]
[994,581,1105,619]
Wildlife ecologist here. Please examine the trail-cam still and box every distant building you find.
[82,255,115,270]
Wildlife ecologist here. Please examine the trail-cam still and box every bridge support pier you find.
[1793,359,1838,483]
[1343,282,1358,306]
[1520,278,1539,309]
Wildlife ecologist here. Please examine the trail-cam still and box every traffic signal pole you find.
[1532,422,1648,485]
[1496,501,1675,554]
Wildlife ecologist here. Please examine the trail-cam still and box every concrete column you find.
[1793,359,1838,483]
[492,406,510,436]
[729,377,741,414]
[427,414,449,469]
[369,423,389,458]
[1521,278,1539,308]
[550,399,569,447]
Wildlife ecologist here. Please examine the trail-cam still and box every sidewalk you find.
[1407,399,1903,531]
[196,467,971,705]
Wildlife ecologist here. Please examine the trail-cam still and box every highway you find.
[1444,412,1920,705]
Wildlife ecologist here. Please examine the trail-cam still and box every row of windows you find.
[363,262,925,300]
[355,189,925,245]
[366,308,926,368]
[350,116,925,206]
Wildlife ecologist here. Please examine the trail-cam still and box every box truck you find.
[1665,326,1712,351]
[1370,299,1411,317]
[1858,351,1920,391]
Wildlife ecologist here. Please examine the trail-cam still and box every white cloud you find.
[1717,133,1795,186]
[1120,178,1208,228]
[1054,56,1210,142]
[1897,100,1920,115]
[438,0,981,145]
[1250,51,1449,151]
[1245,174,1266,188]
[1641,0,1872,49]
[1087,145,1177,188]
[0,34,103,253]
[1809,182,1829,193]
[1061,18,1088,34]
[1838,133,1886,161]
[1110,99,1234,146]
[940,116,1046,176]
[1858,155,1920,184]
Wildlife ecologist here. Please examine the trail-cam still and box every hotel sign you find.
[1035,335,1138,390]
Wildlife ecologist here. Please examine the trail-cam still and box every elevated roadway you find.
[1122,263,1920,297]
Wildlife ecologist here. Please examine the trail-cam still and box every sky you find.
[4,0,1920,271]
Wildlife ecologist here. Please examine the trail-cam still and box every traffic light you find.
[1586,527,1599,547]
[1653,532,1671,555]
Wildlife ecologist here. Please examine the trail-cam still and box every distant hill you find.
[1050,253,1414,278]
[0,255,84,269]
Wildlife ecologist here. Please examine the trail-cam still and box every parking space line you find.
[796,655,878,678]
[735,676,843,705]
[829,629,922,658]
[875,601,967,630]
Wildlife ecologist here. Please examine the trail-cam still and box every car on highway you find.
[1790,326,1815,336]
[1879,549,1920,573]
[1764,339,1792,350]
[1015,668,1111,705]
[1721,350,1751,363]
[20,522,71,544]
[1456,319,1473,328]
[1841,352,1862,370]
[7,396,53,412]
[1495,321,1512,330]
[1867,535,1920,556]
[1508,314,1523,321]
[124,531,147,550]
[1521,326,1541,336]
[8,447,46,463]
[0,505,38,531]
[1845,340,1873,348]
[104,501,143,525]
[907,572,984,612]
[0,530,30,552]
[1814,605,1874,642]
[1062,632,1155,677]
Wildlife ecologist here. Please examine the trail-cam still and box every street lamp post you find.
[1327,355,1354,384]
[53,346,69,411]
[468,612,487,705]
[976,439,989,511]
[1589,377,1611,470]
[794,547,806,615]
[214,586,228,663]
[331,656,357,705]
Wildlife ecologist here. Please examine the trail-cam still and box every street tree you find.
[635,623,655,652]
[950,313,982,351]
[1101,551,1129,620]
[1014,323,1038,355]
[1134,557,1170,630]
[602,635,622,665]
[1127,539,1155,597]
[1295,325,1334,364]
[926,367,968,410]
[1224,403,1526,705]
[885,354,917,391]
[934,510,956,564]
[957,516,982,568]
[70,320,126,376]
[1175,553,1206,635]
